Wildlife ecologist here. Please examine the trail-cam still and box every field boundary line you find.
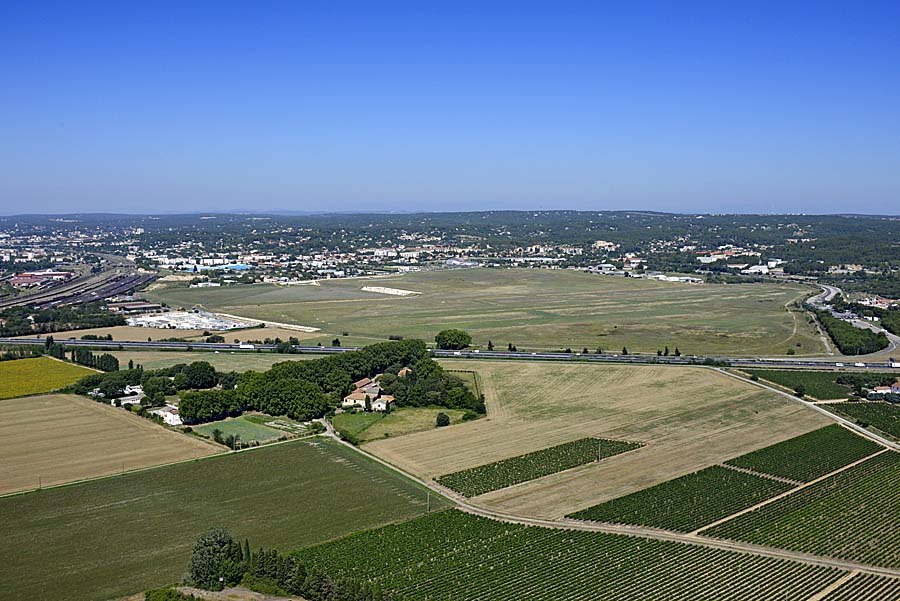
[691,448,889,535]
[325,421,900,578]
[714,368,900,451]
[805,570,859,601]
[718,462,803,486]
[0,431,322,499]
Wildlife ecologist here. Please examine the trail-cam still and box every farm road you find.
[321,418,900,580]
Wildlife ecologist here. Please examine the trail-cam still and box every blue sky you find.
[2,1,899,215]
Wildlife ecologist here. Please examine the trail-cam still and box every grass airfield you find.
[147,268,822,356]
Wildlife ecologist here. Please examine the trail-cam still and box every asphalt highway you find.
[3,337,896,369]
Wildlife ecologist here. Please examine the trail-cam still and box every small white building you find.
[371,395,395,412]
[150,404,183,426]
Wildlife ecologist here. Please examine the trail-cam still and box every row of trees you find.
[71,348,120,372]
[185,528,400,600]
[815,310,889,355]
[0,303,125,337]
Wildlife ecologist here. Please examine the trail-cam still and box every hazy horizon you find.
[3,3,899,215]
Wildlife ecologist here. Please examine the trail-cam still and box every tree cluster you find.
[434,329,471,350]
[185,528,400,600]
[381,357,485,414]
[815,310,889,355]
[71,348,120,372]
[0,303,125,337]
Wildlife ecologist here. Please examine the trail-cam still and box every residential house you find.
[150,404,183,426]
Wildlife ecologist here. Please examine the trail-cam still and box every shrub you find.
[436,412,451,427]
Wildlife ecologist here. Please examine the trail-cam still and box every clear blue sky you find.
[2,1,899,215]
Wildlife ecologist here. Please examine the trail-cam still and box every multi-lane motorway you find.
[3,337,897,370]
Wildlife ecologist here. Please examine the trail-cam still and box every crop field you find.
[822,574,900,600]
[107,350,318,371]
[725,424,882,482]
[825,402,900,440]
[741,368,897,400]
[148,268,822,356]
[706,451,900,568]
[368,360,830,518]
[293,510,845,600]
[333,407,469,442]
[0,356,95,399]
[193,414,286,443]
[0,393,218,494]
[568,465,792,532]
[437,437,641,497]
[0,438,440,601]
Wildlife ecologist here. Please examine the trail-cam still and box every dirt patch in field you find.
[0,394,219,495]
[366,360,831,519]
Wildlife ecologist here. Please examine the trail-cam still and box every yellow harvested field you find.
[0,357,96,400]
[0,394,220,495]
[366,360,831,519]
[16,325,208,342]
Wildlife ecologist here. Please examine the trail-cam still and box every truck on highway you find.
[890,358,900,368]
[238,343,255,350]
[854,362,866,368]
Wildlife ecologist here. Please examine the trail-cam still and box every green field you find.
[107,350,317,371]
[0,438,441,600]
[333,406,469,442]
[822,574,900,600]
[0,357,96,400]
[742,368,897,400]
[707,451,900,568]
[725,424,882,482]
[292,510,844,600]
[568,465,792,532]
[147,269,822,356]
[825,402,900,440]
[194,414,286,443]
[437,438,642,498]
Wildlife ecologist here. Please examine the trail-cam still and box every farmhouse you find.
[150,404,183,426]
[372,395,395,412]
[341,374,396,411]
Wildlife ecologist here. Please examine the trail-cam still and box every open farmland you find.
[0,438,439,601]
[437,437,642,497]
[106,349,317,371]
[367,360,831,518]
[0,394,218,494]
[334,406,469,442]
[147,268,822,356]
[822,574,900,600]
[825,402,900,440]
[706,451,900,568]
[725,424,882,482]
[568,465,792,532]
[194,414,287,443]
[741,368,897,400]
[293,510,845,600]
[0,356,95,399]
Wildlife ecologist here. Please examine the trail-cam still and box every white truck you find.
[238,343,255,350]
[890,357,900,368]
